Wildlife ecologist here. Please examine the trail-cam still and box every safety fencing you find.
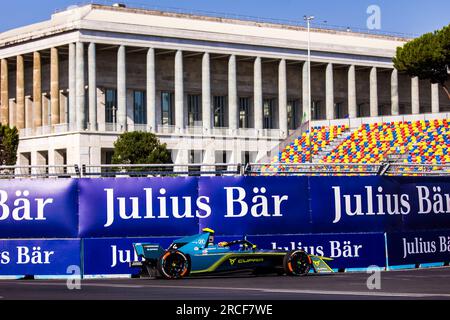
[0,176,449,277]
[2,162,450,179]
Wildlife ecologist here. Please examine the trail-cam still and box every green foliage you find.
[0,124,19,166]
[112,131,172,165]
[393,24,450,99]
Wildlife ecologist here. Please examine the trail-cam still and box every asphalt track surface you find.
[0,267,450,300]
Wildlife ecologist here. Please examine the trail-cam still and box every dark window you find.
[188,94,201,126]
[243,151,250,164]
[134,91,146,124]
[239,97,249,129]
[312,100,322,120]
[214,96,226,127]
[161,92,174,125]
[263,99,274,129]
[105,89,117,123]
[287,100,298,130]
[334,102,344,119]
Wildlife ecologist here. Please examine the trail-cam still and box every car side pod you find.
[131,243,166,278]
[309,255,334,274]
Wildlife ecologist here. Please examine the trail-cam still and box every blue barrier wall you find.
[1,176,449,276]
[0,179,78,238]
[386,229,450,266]
[0,239,80,275]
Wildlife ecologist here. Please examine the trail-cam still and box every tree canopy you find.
[0,124,19,166]
[112,131,172,165]
[393,24,450,99]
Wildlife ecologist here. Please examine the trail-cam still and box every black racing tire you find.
[283,250,312,276]
[157,250,191,279]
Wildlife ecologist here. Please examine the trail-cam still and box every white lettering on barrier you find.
[0,190,53,222]
[224,187,288,218]
[110,245,142,268]
[104,188,211,227]
[103,187,288,227]
[16,246,54,264]
[331,185,450,224]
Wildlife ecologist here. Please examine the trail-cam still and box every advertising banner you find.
[0,239,81,276]
[78,178,200,237]
[386,229,450,266]
[247,233,386,269]
[83,237,176,275]
[198,176,312,235]
[0,179,78,238]
[309,176,450,234]
[393,176,450,232]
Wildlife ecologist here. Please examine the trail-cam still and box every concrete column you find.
[50,47,60,125]
[146,47,156,132]
[59,90,67,124]
[76,42,85,130]
[348,65,357,118]
[0,59,9,125]
[117,45,127,131]
[88,43,97,130]
[370,67,378,117]
[411,76,420,114]
[254,57,263,130]
[431,83,440,114]
[33,52,42,129]
[302,62,310,123]
[174,50,184,132]
[96,88,105,131]
[16,55,25,129]
[68,43,76,128]
[25,96,33,129]
[228,54,238,131]
[278,59,287,137]
[391,69,399,116]
[202,52,211,133]
[326,63,334,120]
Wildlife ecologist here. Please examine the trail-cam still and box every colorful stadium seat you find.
[323,119,450,164]
[263,125,349,172]
[265,119,450,170]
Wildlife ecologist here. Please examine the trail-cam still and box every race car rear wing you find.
[133,243,165,261]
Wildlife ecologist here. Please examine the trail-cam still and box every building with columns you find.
[0,3,449,166]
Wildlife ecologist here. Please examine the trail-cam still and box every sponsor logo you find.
[0,190,54,222]
[229,258,237,265]
[401,236,450,259]
[332,185,450,224]
[237,258,264,264]
[102,187,288,227]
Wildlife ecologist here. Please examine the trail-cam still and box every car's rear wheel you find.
[157,250,191,279]
[283,250,311,276]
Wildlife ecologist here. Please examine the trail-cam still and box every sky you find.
[0,0,449,36]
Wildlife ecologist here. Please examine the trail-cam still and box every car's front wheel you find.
[157,250,191,279]
[283,250,311,276]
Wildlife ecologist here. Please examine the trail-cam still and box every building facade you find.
[0,4,449,166]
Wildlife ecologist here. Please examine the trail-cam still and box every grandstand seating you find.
[266,119,450,169]
[324,119,450,164]
[263,125,349,172]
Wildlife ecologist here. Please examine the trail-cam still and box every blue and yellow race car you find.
[131,228,333,279]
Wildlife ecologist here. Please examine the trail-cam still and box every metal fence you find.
[0,165,80,179]
[1,162,450,179]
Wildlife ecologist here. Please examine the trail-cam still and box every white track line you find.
[11,282,144,289]
[8,281,450,298]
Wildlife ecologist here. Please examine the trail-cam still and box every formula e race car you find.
[131,228,333,279]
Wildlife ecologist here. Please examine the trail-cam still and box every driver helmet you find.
[202,228,215,245]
